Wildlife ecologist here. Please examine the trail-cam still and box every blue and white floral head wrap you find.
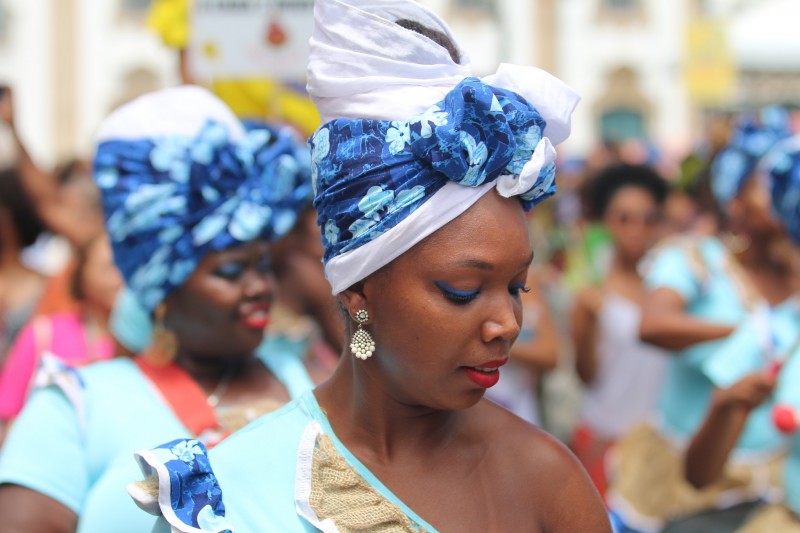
[761,135,800,244]
[710,106,792,208]
[94,86,312,312]
[308,0,580,294]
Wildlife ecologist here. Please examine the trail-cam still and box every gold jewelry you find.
[721,231,751,254]
[148,304,177,365]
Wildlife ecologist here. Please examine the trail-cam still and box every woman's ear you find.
[337,281,367,319]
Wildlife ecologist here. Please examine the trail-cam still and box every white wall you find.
[0,0,54,166]
[556,0,692,156]
[75,0,179,158]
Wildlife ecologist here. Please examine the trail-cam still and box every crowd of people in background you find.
[1,1,800,532]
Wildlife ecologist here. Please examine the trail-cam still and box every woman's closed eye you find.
[213,261,246,280]
[435,281,480,305]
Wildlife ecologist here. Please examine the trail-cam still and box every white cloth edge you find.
[496,137,556,198]
[95,86,246,144]
[294,420,340,533]
[325,181,494,294]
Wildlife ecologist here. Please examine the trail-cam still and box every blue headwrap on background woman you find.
[761,135,800,244]
[94,86,312,312]
[710,106,792,207]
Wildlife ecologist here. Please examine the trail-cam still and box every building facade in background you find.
[0,0,798,167]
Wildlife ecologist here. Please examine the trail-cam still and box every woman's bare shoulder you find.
[469,401,612,532]
[475,400,575,470]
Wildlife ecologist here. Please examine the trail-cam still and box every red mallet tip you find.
[773,404,799,434]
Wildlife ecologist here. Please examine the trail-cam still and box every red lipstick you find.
[241,303,271,330]
[463,359,507,388]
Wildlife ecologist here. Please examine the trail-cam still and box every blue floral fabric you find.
[764,138,800,244]
[95,121,312,312]
[710,106,791,207]
[310,77,556,264]
[141,438,232,532]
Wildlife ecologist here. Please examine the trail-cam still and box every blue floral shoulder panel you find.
[131,439,233,533]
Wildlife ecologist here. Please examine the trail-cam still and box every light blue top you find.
[702,300,798,453]
[148,389,438,533]
[771,330,800,515]
[644,236,777,448]
[0,337,313,533]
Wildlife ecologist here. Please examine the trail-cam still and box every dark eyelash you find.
[509,285,531,297]
[434,281,479,304]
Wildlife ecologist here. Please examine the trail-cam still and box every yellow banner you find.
[147,0,321,136]
[685,19,737,105]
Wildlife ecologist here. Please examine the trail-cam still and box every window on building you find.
[600,108,645,142]
[122,0,152,13]
[452,0,496,15]
[604,0,641,11]
[597,0,645,24]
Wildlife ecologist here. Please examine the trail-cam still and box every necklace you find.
[207,366,236,408]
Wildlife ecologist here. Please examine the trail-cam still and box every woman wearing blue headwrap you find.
[0,86,317,532]
[133,1,610,532]
[606,109,799,533]
[671,135,800,532]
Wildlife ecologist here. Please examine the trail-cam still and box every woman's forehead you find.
[407,193,531,265]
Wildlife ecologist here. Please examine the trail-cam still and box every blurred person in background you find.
[0,86,319,532]
[0,86,107,318]
[268,205,343,373]
[570,163,670,498]
[682,134,800,532]
[0,167,46,362]
[0,233,122,437]
[607,108,796,533]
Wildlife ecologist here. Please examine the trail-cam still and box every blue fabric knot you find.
[95,120,312,312]
[310,77,555,264]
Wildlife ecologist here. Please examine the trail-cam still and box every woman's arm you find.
[639,287,735,351]
[0,88,98,247]
[0,387,89,530]
[570,287,602,384]
[684,372,775,489]
[0,485,77,533]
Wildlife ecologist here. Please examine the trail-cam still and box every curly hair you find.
[583,164,669,221]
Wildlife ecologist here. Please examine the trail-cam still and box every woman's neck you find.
[733,234,798,305]
[79,303,111,336]
[174,352,251,391]
[611,251,643,278]
[0,249,27,272]
[734,234,772,269]
[316,355,461,464]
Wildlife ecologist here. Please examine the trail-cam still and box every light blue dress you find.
[0,338,313,533]
[769,324,800,516]
[644,236,784,452]
[142,389,438,533]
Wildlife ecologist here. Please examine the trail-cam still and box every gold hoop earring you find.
[148,303,178,366]
[721,231,751,254]
[350,309,375,360]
